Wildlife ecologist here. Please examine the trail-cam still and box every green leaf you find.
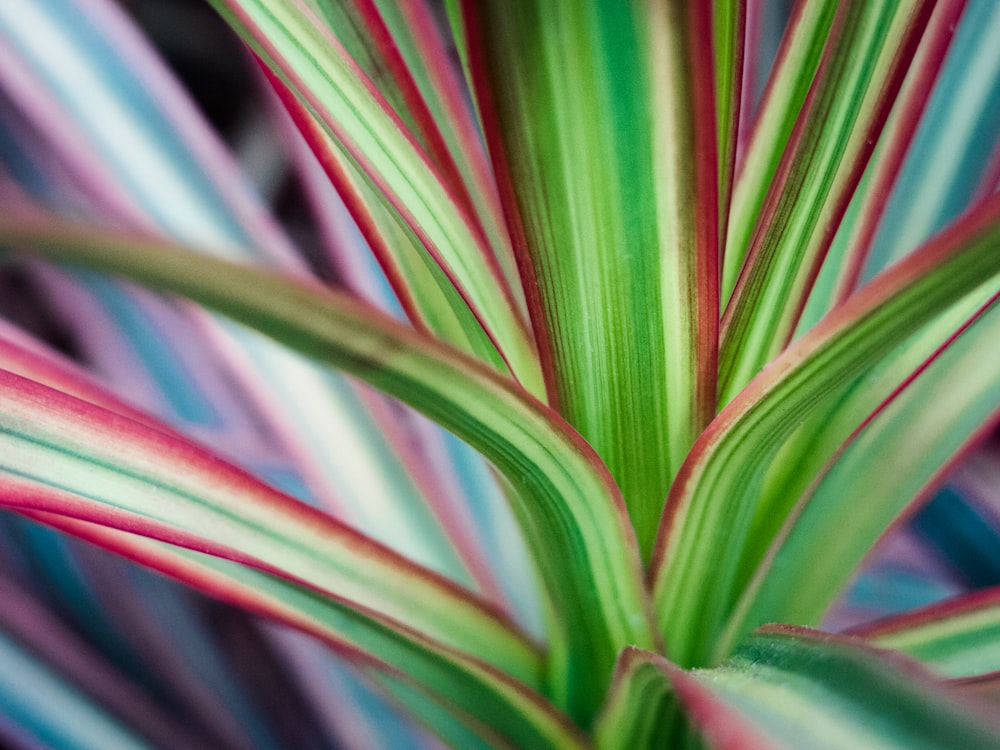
[206,0,544,396]
[854,587,1000,680]
[0,367,541,686]
[303,0,519,291]
[673,626,1000,750]
[720,2,932,402]
[796,0,967,332]
[723,0,839,300]
[592,648,701,750]
[650,195,1000,668]
[25,510,584,750]
[272,79,495,362]
[0,0,491,583]
[719,297,1000,655]
[714,0,746,235]
[0,213,657,724]
[454,0,719,557]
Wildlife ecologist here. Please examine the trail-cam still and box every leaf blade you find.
[720,1,934,402]
[651,194,1000,668]
[22,510,584,750]
[675,626,1000,750]
[456,0,719,557]
[1,213,657,724]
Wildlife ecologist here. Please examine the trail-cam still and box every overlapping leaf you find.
[671,627,1000,749]
[453,0,720,557]
[23,511,583,749]
[720,1,932,402]
[853,586,1000,680]
[1,214,656,724]
[0,0,511,591]
[651,194,1000,668]
[720,299,1000,655]
[798,0,968,329]
[206,0,544,394]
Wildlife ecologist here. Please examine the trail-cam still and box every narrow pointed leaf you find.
[798,0,967,328]
[1,214,656,724]
[207,0,543,392]
[592,648,695,750]
[651,194,1000,668]
[455,0,719,557]
[0,0,486,581]
[305,0,518,290]
[0,364,542,687]
[21,511,584,750]
[853,586,1000,680]
[723,0,839,298]
[720,2,932,402]
[861,0,1000,277]
[720,298,1000,654]
[267,69,499,366]
[715,0,747,235]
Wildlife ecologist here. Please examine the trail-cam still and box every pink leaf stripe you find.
[848,586,1000,640]
[716,298,1000,658]
[651,190,1000,667]
[687,1,723,431]
[344,0,489,243]
[832,0,967,302]
[260,63,431,334]
[12,508,584,749]
[222,0,535,382]
[0,365,541,682]
[0,319,166,431]
[657,190,1000,561]
[666,670,776,750]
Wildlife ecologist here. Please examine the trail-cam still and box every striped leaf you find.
[797,0,968,330]
[671,626,1000,750]
[718,298,1000,656]
[0,366,542,684]
[453,0,719,557]
[723,0,839,299]
[0,213,656,724]
[302,0,519,292]
[853,587,1000,680]
[592,648,695,750]
[650,193,1000,668]
[0,0,495,585]
[24,511,584,749]
[206,0,544,394]
[720,1,932,403]
[267,69,499,364]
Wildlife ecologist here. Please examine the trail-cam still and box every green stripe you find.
[723,0,839,300]
[652,208,1000,668]
[209,0,544,396]
[870,600,1000,680]
[720,2,927,403]
[693,628,1000,749]
[4,216,655,726]
[593,649,691,750]
[57,524,583,750]
[462,0,715,559]
[721,299,1000,657]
